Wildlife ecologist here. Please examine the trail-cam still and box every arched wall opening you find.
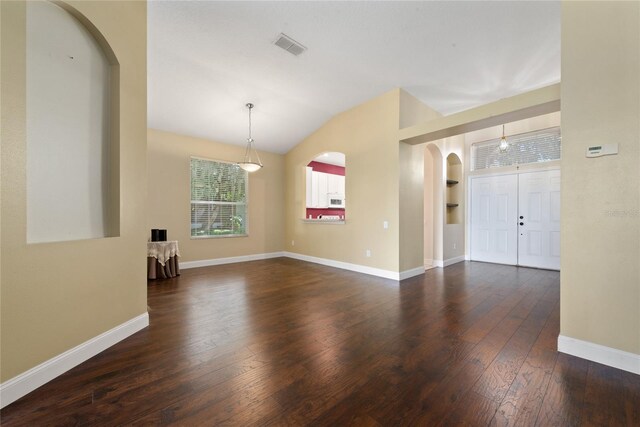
[303,152,346,221]
[26,0,120,243]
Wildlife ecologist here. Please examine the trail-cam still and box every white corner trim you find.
[180,252,285,269]
[443,256,465,267]
[283,251,415,281]
[0,312,149,409]
[433,260,444,268]
[558,335,640,375]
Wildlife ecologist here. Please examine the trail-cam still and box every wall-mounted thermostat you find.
[586,143,618,158]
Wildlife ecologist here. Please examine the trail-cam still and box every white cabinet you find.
[307,170,345,208]
[317,172,328,208]
[327,174,339,194]
[310,171,328,208]
[311,171,319,208]
[337,175,345,195]
[305,167,313,208]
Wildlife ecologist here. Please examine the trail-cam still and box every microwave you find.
[327,194,345,208]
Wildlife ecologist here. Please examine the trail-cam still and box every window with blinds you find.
[190,157,248,238]
[471,127,561,171]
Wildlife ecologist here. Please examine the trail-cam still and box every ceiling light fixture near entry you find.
[499,124,509,152]
[237,103,263,172]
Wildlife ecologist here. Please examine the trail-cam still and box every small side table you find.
[147,240,180,280]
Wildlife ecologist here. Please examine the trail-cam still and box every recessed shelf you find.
[446,154,462,224]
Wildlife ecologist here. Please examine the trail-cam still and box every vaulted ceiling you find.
[148,1,560,154]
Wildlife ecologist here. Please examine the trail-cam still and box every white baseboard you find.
[443,256,466,267]
[399,266,426,280]
[433,260,444,268]
[283,252,423,281]
[180,252,285,269]
[0,312,149,409]
[181,251,427,281]
[558,335,640,375]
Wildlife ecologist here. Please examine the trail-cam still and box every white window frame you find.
[470,126,561,172]
[190,156,249,239]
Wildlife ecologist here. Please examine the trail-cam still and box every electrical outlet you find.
[366,249,371,257]
[383,221,389,229]
[453,243,456,250]
[291,240,295,246]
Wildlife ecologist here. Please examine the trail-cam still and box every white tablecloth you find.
[147,241,180,266]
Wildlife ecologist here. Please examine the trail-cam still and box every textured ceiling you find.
[148,1,560,154]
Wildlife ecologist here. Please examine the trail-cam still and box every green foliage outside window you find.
[190,158,248,237]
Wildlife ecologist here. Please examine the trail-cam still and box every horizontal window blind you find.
[190,158,247,237]
[471,127,561,171]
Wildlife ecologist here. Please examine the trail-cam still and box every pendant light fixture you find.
[237,103,263,172]
[499,124,509,152]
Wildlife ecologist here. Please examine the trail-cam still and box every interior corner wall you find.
[284,90,401,273]
[399,142,425,271]
[399,90,444,270]
[147,129,285,262]
[424,144,444,265]
[561,1,640,355]
[399,89,442,129]
[0,0,147,382]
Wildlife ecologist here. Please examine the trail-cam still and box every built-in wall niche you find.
[446,153,463,225]
[304,152,346,221]
[26,1,119,243]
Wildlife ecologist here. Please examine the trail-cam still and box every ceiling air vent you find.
[274,33,306,56]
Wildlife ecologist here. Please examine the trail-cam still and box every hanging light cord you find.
[247,103,253,143]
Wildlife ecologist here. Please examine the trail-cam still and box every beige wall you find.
[399,89,441,129]
[399,142,425,271]
[285,90,401,272]
[561,2,640,355]
[399,90,468,266]
[424,145,444,265]
[398,90,443,271]
[0,1,147,381]
[147,129,285,262]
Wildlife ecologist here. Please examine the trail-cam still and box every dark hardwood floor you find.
[2,258,639,426]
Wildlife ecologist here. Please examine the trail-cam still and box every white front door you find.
[470,174,518,265]
[517,170,561,270]
[470,169,561,270]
